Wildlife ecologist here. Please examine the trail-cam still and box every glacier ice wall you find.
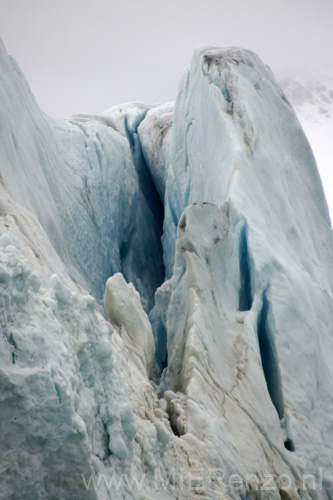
[0,38,164,310]
[1,39,333,499]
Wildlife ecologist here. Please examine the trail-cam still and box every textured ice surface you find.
[104,272,155,377]
[1,38,333,499]
[162,47,333,494]
[0,39,164,309]
[0,190,191,500]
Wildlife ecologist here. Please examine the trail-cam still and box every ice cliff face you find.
[1,39,333,499]
[0,41,165,310]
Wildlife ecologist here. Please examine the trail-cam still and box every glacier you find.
[1,37,333,500]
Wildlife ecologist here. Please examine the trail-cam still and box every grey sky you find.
[1,0,333,118]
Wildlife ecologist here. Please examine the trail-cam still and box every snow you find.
[282,69,333,221]
[1,38,333,499]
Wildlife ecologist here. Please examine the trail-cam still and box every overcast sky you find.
[1,0,333,119]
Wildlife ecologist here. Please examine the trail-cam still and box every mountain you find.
[1,39,333,499]
[282,69,333,220]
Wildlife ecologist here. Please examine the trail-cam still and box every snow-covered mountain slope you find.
[282,70,333,220]
[1,39,333,499]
